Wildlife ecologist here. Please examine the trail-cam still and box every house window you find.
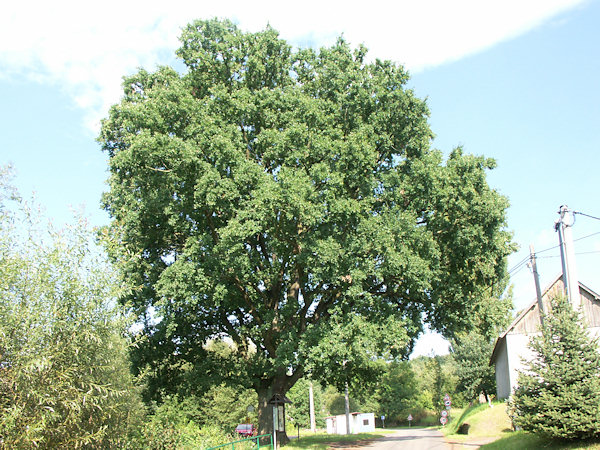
[363,419,369,426]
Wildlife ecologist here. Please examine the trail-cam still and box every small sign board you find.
[441,410,448,417]
[440,417,448,425]
[444,400,452,407]
[407,414,413,421]
[444,394,451,402]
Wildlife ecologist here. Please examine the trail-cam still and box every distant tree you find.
[451,332,497,403]
[322,385,361,416]
[99,18,514,440]
[375,361,419,424]
[410,355,464,412]
[510,295,600,440]
[0,170,143,448]
[286,378,325,429]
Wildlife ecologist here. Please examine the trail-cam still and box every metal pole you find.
[556,205,580,308]
[273,405,277,450]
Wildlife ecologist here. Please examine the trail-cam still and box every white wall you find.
[326,413,376,435]
[353,413,375,433]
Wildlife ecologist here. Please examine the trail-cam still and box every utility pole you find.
[309,382,316,433]
[555,205,580,308]
[345,383,351,435]
[529,244,545,325]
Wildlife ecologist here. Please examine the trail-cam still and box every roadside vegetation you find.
[443,401,600,450]
[481,432,600,449]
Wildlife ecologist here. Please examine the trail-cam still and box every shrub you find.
[135,397,233,449]
[509,295,600,440]
[0,177,144,448]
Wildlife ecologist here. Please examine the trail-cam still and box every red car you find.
[235,423,256,437]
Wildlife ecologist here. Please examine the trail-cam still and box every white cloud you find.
[0,0,587,132]
[410,328,450,358]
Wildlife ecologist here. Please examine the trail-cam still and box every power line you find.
[508,257,530,275]
[534,243,561,255]
[574,211,600,221]
[573,231,600,243]
[509,263,530,278]
[508,230,600,275]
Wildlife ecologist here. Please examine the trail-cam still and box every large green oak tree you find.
[99,19,514,440]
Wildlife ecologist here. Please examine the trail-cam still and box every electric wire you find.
[574,211,600,221]
[573,231,600,243]
[508,229,600,275]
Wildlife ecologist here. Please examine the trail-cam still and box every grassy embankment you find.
[443,402,600,450]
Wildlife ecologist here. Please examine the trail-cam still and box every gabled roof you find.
[490,275,600,365]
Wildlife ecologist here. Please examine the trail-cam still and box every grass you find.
[442,402,600,450]
[480,431,600,449]
[443,401,512,439]
[282,430,389,449]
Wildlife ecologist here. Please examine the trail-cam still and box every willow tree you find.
[99,19,513,440]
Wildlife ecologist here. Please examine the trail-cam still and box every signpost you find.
[381,415,386,428]
[268,394,292,450]
[407,414,413,427]
[440,394,451,426]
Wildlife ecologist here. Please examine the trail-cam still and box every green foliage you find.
[135,397,233,449]
[409,355,465,413]
[451,331,497,402]
[510,295,600,440]
[373,361,419,424]
[198,384,257,430]
[302,313,394,394]
[0,171,143,448]
[99,17,514,432]
[324,393,361,417]
[287,378,325,429]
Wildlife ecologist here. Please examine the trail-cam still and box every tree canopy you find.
[99,18,514,437]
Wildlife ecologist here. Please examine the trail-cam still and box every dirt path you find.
[328,428,450,449]
[443,436,497,449]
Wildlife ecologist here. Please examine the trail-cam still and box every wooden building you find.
[490,274,600,399]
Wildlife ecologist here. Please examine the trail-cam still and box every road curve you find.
[329,428,450,450]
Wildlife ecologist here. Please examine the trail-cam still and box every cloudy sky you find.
[1,0,598,356]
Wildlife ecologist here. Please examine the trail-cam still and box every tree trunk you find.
[257,378,290,446]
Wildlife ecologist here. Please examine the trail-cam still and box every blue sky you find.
[1,0,598,356]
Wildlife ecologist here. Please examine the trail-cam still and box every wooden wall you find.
[511,279,600,334]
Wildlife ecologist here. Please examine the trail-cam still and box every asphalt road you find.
[330,428,451,450]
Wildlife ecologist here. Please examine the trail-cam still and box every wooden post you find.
[529,244,545,324]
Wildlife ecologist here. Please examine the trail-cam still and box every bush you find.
[0,176,144,448]
[134,397,233,449]
[509,295,600,440]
